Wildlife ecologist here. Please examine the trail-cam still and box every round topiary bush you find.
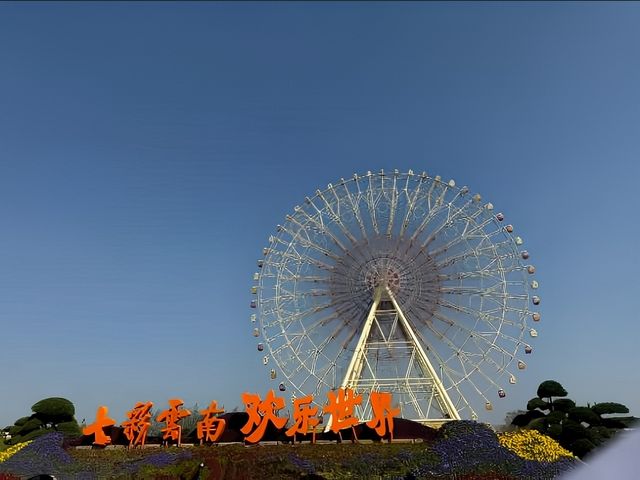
[31,398,75,419]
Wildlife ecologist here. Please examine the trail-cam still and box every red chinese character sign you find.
[240,390,287,443]
[323,387,362,443]
[285,394,319,443]
[83,405,116,447]
[366,391,401,441]
[157,398,191,446]
[197,401,226,444]
[122,401,153,448]
[82,390,399,446]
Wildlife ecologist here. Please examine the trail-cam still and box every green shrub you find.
[592,402,629,415]
[568,407,600,426]
[13,417,30,427]
[553,399,576,412]
[569,438,596,458]
[56,420,82,438]
[526,398,548,411]
[32,397,75,419]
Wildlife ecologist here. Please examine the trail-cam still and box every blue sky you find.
[1,2,639,427]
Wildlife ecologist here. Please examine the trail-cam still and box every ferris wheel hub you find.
[330,234,440,313]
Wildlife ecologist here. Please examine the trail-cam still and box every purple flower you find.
[0,433,72,478]
[121,450,192,474]
[288,453,316,474]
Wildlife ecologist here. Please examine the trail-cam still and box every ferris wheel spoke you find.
[427,310,520,367]
[385,172,400,236]
[309,190,354,249]
[451,263,527,280]
[424,176,438,211]
[277,277,331,287]
[410,303,483,347]
[420,320,486,383]
[427,224,493,261]
[296,206,355,260]
[278,302,336,326]
[431,298,525,331]
[413,332,478,411]
[326,184,361,245]
[407,198,442,246]
[438,285,527,302]
[363,173,380,235]
[339,177,368,240]
[288,233,342,263]
[418,201,484,255]
[399,172,427,237]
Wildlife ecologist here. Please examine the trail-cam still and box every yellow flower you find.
[499,430,573,462]
[0,440,32,463]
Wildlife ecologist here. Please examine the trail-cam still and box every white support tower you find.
[326,286,461,430]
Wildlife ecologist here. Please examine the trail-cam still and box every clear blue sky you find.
[1,2,639,427]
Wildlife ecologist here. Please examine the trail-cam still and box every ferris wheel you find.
[250,169,540,423]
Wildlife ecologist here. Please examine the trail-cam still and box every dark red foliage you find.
[0,474,21,480]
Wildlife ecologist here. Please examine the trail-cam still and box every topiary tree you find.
[31,397,75,420]
[552,398,576,412]
[568,407,601,426]
[512,380,637,458]
[592,402,629,416]
[537,380,567,411]
[527,397,549,411]
[546,410,566,425]
[7,397,81,444]
[511,409,545,427]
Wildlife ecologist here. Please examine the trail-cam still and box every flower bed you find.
[499,429,574,462]
[0,441,32,463]
[0,422,580,479]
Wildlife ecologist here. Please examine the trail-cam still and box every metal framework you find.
[252,169,540,422]
[339,285,461,423]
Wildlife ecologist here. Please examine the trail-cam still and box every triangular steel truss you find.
[331,286,461,427]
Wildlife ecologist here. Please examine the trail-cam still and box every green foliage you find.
[13,417,30,427]
[589,426,614,446]
[568,407,601,426]
[569,438,596,458]
[514,380,634,459]
[14,427,48,443]
[178,403,204,436]
[546,410,565,425]
[511,413,532,427]
[559,421,591,444]
[16,418,43,435]
[527,418,548,434]
[56,420,82,437]
[526,398,548,411]
[616,416,639,428]
[7,397,81,445]
[537,380,567,400]
[31,397,75,419]
[592,402,629,415]
[553,398,576,412]
[548,423,563,438]
[601,417,627,429]
[511,410,545,427]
